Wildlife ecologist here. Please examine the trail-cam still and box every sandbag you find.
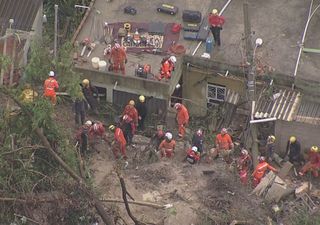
[182,10,202,23]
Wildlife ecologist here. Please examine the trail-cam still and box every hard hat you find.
[129,100,135,106]
[221,128,227,134]
[289,136,296,143]
[139,95,145,103]
[85,120,92,126]
[212,9,218,14]
[241,149,248,155]
[48,71,55,77]
[311,146,319,152]
[109,125,115,131]
[191,146,198,152]
[268,135,276,142]
[259,156,266,162]
[169,56,177,63]
[82,79,90,86]
[114,43,121,49]
[196,129,203,136]
[165,132,173,140]
[174,103,181,110]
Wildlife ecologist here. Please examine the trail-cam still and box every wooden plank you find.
[0,35,8,85]
[9,37,17,86]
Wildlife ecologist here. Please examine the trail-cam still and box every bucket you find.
[98,60,107,71]
[91,57,100,69]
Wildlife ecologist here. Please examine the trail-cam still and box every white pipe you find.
[75,5,90,9]
[250,117,277,124]
[293,0,320,77]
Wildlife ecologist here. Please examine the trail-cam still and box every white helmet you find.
[191,146,198,152]
[48,71,55,77]
[174,103,181,110]
[85,120,92,126]
[241,149,248,155]
[169,56,177,63]
[165,132,173,140]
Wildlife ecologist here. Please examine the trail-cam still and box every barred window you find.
[207,83,226,105]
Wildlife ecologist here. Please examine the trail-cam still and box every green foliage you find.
[291,209,320,225]
[0,55,12,72]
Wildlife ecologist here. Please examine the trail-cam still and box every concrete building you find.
[0,0,43,85]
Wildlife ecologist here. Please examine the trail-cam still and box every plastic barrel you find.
[98,60,107,71]
[91,57,100,69]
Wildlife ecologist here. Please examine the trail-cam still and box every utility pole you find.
[243,1,259,166]
[54,4,58,60]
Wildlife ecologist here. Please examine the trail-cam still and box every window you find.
[207,83,226,106]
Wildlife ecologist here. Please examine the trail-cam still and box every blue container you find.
[205,36,214,53]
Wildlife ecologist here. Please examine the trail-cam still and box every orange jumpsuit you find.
[122,105,138,134]
[113,127,127,159]
[88,122,108,142]
[110,47,127,75]
[159,60,175,81]
[300,151,320,177]
[237,154,252,185]
[176,104,189,138]
[215,133,233,150]
[159,139,176,158]
[43,77,59,105]
[252,161,277,187]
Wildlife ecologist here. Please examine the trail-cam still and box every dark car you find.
[124,6,137,15]
[156,3,178,15]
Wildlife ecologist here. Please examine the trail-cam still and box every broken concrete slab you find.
[295,182,312,197]
[252,171,276,197]
[265,176,294,202]
[278,161,293,179]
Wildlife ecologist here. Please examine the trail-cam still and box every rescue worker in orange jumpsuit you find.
[88,121,108,142]
[122,100,138,135]
[299,146,320,177]
[212,128,234,164]
[158,56,177,81]
[121,114,134,145]
[109,43,127,75]
[186,146,201,164]
[159,132,176,158]
[252,156,277,187]
[109,124,127,160]
[43,71,59,105]
[174,103,189,139]
[237,149,252,185]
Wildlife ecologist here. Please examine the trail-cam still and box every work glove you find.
[125,59,128,64]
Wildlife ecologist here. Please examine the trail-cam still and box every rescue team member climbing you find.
[299,146,320,177]
[237,149,252,185]
[81,79,99,115]
[109,125,127,160]
[109,43,127,75]
[158,56,177,81]
[174,103,189,139]
[208,9,225,46]
[252,156,277,187]
[43,71,59,105]
[211,128,234,164]
[159,132,176,158]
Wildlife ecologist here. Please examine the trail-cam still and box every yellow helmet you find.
[82,79,90,86]
[268,135,276,142]
[212,9,218,15]
[139,95,145,103]
[109,125,115,131]
[289,136,296,143]
[311,146,319,152]
[129,100,135,106]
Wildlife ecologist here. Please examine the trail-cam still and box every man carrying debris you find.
[192,129,204,154]
[122,100,139,135]
[75,120,92,156]
[158,56,177,81]
[81,79,99,115]
[109,43,127,75]
[237,149,252,185]
[186,146,201,164]
[252,156,277,187]
[212,128,234,164]
[43,71,59,105]
[73,91,87,126]
[299,146,320,177]
[284,136,303,165]
[109,125,127,160]
[174,103,189,140]
[208,9,225,46]
[159,132,176,158]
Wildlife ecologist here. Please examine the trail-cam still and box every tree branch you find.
[100,198,166,209]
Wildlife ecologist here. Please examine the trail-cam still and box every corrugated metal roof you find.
[295,100,320,126]
[0,0,42,36]
[255,89,301,121]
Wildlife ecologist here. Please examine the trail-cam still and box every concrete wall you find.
[182,65,245,116]
[275,120,320,155]
[75,66,171,102]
